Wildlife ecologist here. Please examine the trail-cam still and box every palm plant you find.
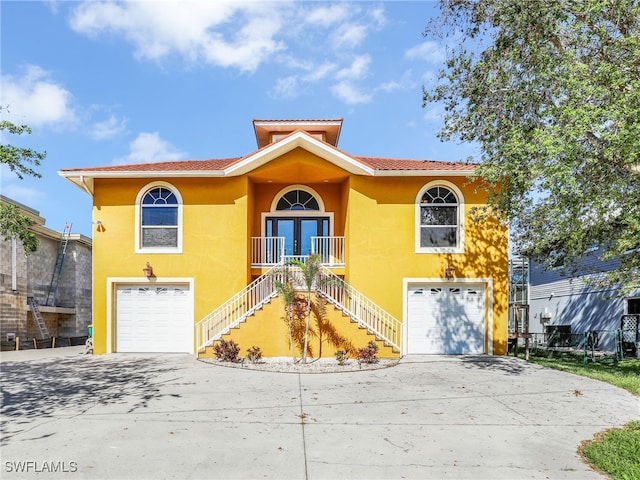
[288,254,322,363]
[274,276,297,362]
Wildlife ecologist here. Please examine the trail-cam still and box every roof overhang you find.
[253,119,342,148]
[58,129,476,195]
[373,169,475,177]
[225,130,373,177]
[58,169,226,195]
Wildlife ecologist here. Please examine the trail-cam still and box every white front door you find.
[407,284,485,354]
[116,284,192,353]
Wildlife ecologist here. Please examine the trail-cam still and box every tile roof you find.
[59,155,475,174]
[354,156,477,171]
[60,158,242,173]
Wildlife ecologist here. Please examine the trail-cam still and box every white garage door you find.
[407,284,485,354]
[116,284,193,353]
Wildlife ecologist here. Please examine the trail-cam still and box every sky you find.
[1,1,479,239]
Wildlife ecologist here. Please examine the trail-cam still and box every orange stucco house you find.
[59,119,508,357]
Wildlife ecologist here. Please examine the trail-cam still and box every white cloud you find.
[305,3,351,27]
[367,5,387,29]
[331,23,367,49]
[113,132,186,165]
[69,1,286,73]
[272,76,302,100]
[405,41,446,64]
[90,115,127,140]
[303,62,337,83]
[376,69,417,93]
[1,65,76,127]
[335,55,371,80]
[376,80,403,93]
[331,81,373,105]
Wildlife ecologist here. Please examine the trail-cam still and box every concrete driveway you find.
[1,348,638,480]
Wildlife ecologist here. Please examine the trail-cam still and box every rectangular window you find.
[142,227,178,248]
[420,227,457,247]
[142,208,178,226]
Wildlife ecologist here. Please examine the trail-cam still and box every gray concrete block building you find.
[1,196,92,345]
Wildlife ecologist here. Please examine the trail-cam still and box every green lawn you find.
[526,351,640,479]
[580,421,640,480]
[527,350,640,395]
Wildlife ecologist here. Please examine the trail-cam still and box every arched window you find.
[275,189,320,211]
[416,183,463,252]
[136,183,183,253]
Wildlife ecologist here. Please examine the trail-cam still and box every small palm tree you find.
[289,254,323,363]
[275,276,297,362]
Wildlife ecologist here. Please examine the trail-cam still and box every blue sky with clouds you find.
[1,1,478,238]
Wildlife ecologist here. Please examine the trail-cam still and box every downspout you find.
[79,175,93,195]
[11,238,17,291]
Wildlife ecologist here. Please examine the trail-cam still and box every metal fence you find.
[522,328,639,363]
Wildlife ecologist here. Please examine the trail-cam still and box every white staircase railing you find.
[318,268,401,351]
[195,263,402,354]
[195,265,285,352]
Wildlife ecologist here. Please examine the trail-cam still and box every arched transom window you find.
[136,184,182,252]
[276,189,320,211]
[418,185,461,250]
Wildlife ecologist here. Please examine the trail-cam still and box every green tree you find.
[289,254,323,363]
[423,0,640,291]
[0,111,46,254]
[274,276,298,362]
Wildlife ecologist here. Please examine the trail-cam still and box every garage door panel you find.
[116,284,192,353]
[408,284,485,354]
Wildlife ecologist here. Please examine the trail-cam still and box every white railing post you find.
[311,236,345,266]
[251,237,286,266]
[317,268,401,351]
[195,264,284,352]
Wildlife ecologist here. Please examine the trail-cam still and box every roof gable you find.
[58,123,477,195]
[225,130,374,177]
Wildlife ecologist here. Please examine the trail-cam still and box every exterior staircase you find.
[195,264,401,356]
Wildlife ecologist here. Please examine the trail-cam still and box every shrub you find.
[357,341,379,364]
[213,339,241,362]
[335,349,350,365]
[246,345,262,364]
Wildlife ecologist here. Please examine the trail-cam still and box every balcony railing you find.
[251,236,345,267]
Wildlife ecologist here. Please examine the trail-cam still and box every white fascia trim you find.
[61,170,225,179]
[402,277,494,356]
[253,120,343,128]
[224,131,374,177]
[374,169,475,177]
[106,276,195,354]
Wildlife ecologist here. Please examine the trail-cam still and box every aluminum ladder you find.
[27,296,51,340]
[46,223,72,306]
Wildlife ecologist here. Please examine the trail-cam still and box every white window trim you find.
[135,181,183,254]
[262,185,333,236]
[269,184,326,212]
[415,180,465,254]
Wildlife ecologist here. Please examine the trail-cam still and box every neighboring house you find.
[528,252,640,352]
[0,195,92,346]
[59,118,508,357]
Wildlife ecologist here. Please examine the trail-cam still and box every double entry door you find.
[267,216,329,258]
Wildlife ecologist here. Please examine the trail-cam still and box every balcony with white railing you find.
[251,236,345,267]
